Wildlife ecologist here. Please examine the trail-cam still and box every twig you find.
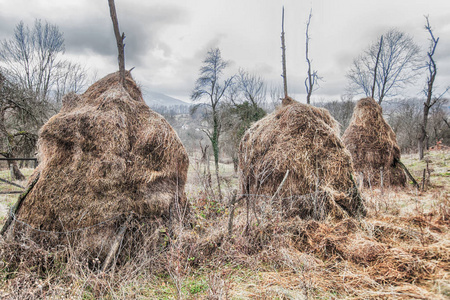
[271,170,290,203]
[422,169,426,191]
[227,193,243,237]
[380,167,384,197]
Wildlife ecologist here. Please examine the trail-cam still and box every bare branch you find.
[347,29,421,104]
[305,9,322,104]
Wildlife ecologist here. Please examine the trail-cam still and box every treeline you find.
[150,104,190,116]
[162,97,449,158]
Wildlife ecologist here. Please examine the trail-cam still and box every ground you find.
[0,149,448,299]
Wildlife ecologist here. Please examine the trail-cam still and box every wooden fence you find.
[0,158,38,194]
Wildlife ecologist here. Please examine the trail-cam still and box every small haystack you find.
[239,97,366,219]
[342,97,406,187]
[6,72,189,260]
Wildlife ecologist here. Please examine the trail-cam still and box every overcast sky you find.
[1,0,449,103]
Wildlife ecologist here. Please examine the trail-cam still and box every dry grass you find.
[0,141,448,298]
[239,97,365,220]
[3,71,189,263]
[343,97,407,187]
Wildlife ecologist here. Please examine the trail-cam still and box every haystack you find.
[239,97,366,220]
[7,72,189,259]
[342,97,406,187]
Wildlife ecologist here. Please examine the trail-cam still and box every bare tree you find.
[191,48,233,200]
[427,98,449,147]
[223,69,267,172]
[235,69,266,107]
[0,73,38,180]
[0,19,86,109]
[53,61,87,105]
[321,96,355,132]
[0,20,65,102]
[0,20,86,177]
[418,16,450,160]
[386,98,422,152]
[305,9,321,104]
[268,85,283,111]
[347,29,421,104]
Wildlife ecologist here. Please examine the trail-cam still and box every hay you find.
[342,97,406,187]
[239,97,366,219]
[9,71,189,259]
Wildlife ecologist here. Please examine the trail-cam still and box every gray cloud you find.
[61,3,188,65]
[1,0,449,102]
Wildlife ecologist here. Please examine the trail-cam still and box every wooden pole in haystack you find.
[281,6,288,98]
[108,0,126,87]
[1,173,40,236]
[371,35,383,99]
[395,159,420,190]
[101,213,133,272]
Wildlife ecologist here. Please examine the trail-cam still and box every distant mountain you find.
[143,90,190,108]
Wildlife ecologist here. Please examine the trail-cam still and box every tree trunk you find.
[232,155,238,174]
[211,111,222,201]
[418,138,424,161]
[3,152,25,181]
[213,145,222,201]
[9,160,25,181]
[419,103,430,160]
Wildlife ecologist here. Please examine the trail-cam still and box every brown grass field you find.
[0,149,448,299]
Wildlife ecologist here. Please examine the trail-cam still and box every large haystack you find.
[239,97,366,220]
[342,97,406,187]
[8,72,189,259]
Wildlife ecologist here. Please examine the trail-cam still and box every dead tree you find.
[419,16,450,160]
[305,9,321,104]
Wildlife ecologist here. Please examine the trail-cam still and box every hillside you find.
[143,90,190,108]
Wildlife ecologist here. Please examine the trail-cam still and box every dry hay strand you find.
[409,239,450,264]
[365,216,441,245]
[342,97,406,187]
[239,97,366,220]
[290,218,438,285]
[353,284,445,300]
[367,247,436,284]
[6,71,189,262]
